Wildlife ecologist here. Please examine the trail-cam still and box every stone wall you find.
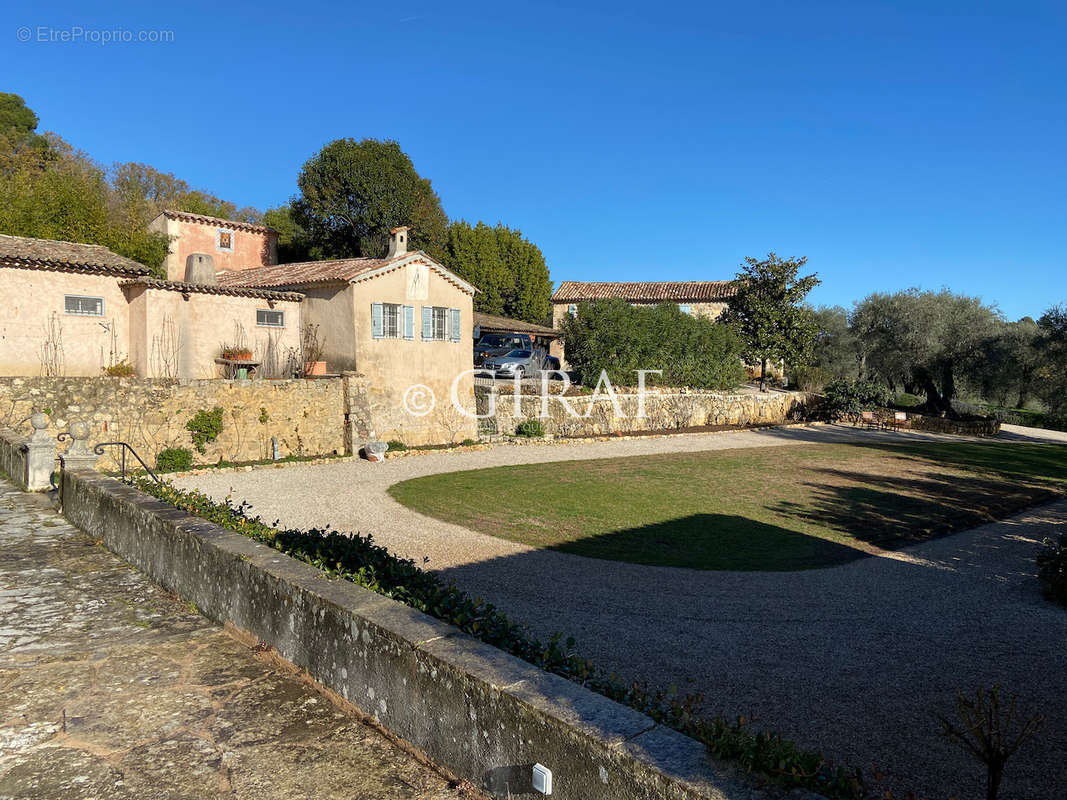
[0,377,347,470]
[0,429,28,489]
[59,469,759,800]
[480,388,809,437]
[910,414,1001,437]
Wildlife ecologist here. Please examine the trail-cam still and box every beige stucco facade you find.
[0,266,133,376]
[126,285,302,380]
[149,212,278,281]
[296,258,477,445]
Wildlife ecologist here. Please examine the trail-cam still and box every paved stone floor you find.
[0,481,473,800]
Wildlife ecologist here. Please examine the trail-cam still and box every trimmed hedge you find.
[129,477,865,798]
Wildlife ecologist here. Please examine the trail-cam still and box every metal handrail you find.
[92,442,160,483]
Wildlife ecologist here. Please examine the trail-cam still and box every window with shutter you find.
[421,306,433,340]
[371,303,384,338]
[449,308,461,341]
[403,305,415,339]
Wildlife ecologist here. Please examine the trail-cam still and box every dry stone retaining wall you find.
[0,376,348,470]
[482,389,809,437]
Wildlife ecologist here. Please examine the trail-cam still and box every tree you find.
[0,92,50,168]
[559,299,746,389]
[1036,304,1067,415]
[443,221,551,324]
[971,318,1042,409]
[720,253,820,391]
[850,289,1001,415]
[262,204,313,263]
[292,138,448,260]
[810,305,863,381]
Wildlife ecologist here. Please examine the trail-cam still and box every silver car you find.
[482,349,542,378]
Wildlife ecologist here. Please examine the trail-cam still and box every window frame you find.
[256,308,285,328]
[382,302,401,339]
[216,228,235,252]
[64,295,104,317]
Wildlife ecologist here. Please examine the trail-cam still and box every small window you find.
[64,295,103,316]
[567,304,577,316]
[679,304,691,315]
[217,229,234,251]
[256,309,284,327]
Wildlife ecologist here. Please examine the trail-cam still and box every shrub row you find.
[129,477,865,798]
[559,299,747,390]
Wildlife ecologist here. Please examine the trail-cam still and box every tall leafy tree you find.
[262,204,314,263]
[292,138,447,260]
[850,289,1001,414]
[443,221,551,323]
[810,305,863,381]
[0,92,50,169]
[1037,304,1067,415]
[720,253,821,391]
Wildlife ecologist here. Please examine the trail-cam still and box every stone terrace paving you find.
[0,481,474,800]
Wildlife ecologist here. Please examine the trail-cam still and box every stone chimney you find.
[386,226,409,258]
[184,253,217,285]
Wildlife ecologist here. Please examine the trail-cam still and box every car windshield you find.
[506,350,532,358]
[477,335,509,347]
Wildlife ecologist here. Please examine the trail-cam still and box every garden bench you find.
[860,410,879,430]
[885,411,910,431]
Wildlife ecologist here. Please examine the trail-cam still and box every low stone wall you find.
[910,415,1001,437]
[0,429,28,489]
[0,376,348,470]
[59,469,768,800]
[481,388,809,437]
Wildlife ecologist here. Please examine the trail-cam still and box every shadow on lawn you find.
[545,513,865,571]
[771,460,1062,550]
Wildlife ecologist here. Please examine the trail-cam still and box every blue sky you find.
[4,0,1064,319]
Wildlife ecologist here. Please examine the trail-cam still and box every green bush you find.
[821,379,893,421]
[156,447,193,472]
[386,440,408,452]
[515,418,545,438]
[792,365,830,392]
[186,407,224,454]
[894,392,922,408]
[559,299,747,389]
[128,477,864,799]
[1037,534,1067,606]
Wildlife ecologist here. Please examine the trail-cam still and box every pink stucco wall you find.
[150,216,278,281]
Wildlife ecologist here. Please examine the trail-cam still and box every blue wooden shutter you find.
[403,305,414,340]
[371,303,384,338]
[450,308,461,342]
[421,306,433,340]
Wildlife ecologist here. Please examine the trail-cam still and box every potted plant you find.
[301,323,327,376]
[221,346,253,361]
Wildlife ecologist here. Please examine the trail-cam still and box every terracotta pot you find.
[304,360,327,376]
[223,349,253,361]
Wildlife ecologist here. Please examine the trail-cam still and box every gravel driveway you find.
[176,424,1067,799]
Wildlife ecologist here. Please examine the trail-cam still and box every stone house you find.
[0,233,302,379]
[149,209,278,281]
[218,227,479,444]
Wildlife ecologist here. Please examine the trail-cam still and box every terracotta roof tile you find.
[552,281,736,303]
[159,209,275,235]
[0,233,150,276]
[217,256,401,288]
[120,278,304,302]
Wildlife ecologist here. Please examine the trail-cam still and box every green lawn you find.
[388,441,1067,571]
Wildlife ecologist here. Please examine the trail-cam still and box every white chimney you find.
[387,226,409,258]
